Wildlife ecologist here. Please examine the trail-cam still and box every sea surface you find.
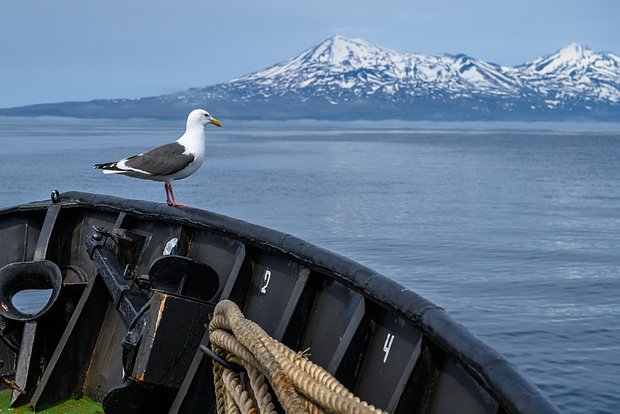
[1,117,619,413]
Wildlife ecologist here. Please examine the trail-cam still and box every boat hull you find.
[0,192,560,413]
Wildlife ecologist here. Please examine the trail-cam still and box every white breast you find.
[171,127,206,180]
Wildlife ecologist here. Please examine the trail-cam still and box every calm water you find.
[1,117,619,413]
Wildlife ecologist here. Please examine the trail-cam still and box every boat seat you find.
[148,255,219,302]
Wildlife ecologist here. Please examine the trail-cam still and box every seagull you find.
[94,109,222,206]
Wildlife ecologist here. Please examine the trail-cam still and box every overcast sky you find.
[1,0,618,107]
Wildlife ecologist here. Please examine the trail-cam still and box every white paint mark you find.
[163,238,178,255]
[383,333,395,363]
[260,269,271,294]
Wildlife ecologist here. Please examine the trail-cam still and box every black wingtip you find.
[94,162,114,170]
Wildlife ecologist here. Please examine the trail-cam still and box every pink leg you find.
[164,183,172,206]
[168,184,186,207]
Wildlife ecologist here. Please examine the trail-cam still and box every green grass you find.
[0,390,103,413]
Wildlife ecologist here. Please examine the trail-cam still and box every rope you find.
[209,300,388,414]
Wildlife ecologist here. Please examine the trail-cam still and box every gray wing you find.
[124,142,194,176]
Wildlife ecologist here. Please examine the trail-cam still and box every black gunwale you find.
[0,191,561,414]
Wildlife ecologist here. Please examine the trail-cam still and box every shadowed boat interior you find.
[0,191,561,413]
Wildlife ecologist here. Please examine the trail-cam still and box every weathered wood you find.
[10,322,38,406]
[167,330,214,414]
[82,300,126,402]
[131,291,213,388]
[273,267,310,340]
[218,243,246,300]
[28,275,108,410]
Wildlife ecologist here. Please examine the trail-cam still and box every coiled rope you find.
[209,300,389,414]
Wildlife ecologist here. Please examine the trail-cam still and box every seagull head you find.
[187,109,222,128]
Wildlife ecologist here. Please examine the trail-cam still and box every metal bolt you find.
[50,190,60,203]
[92,233,103,241]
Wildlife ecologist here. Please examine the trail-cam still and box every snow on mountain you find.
[2,36,619,120]
[515,43,620,103]
[224,35,522,100]
[189,36,620,113]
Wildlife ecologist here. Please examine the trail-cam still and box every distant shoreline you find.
[1,114,620,133]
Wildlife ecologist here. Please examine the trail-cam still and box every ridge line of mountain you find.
[1,36,619,121]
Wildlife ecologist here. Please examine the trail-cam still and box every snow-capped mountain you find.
[225,36,523,100]
[515,43,620,104]
[2,36,619,120]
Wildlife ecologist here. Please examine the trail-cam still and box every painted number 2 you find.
[260,269,271,294]
[383,333,395,363]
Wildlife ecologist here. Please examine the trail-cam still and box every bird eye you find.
[204,113,209,117]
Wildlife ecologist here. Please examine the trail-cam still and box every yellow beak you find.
[210,118,222,127]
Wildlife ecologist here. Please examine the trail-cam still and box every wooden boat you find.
[0,191,560,413]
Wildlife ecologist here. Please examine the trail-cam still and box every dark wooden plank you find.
[218,243,246,300]
[242,252,305,336]
[353,312,423,411]
[28,275,108,410]
[388,337,422,412]
[10,322,38,406]
[112,212,128,231]
[273,268,310,340]
[81,301,126,402]
[167,330,214,414]
[131,292,213,388]
[427,357,498,414]
[327,297,365,374]
[33,204,61,261]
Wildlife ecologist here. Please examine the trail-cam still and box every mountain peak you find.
[556,42,591,59]
[303,35,385,66]
[518,42,600,75]
[319,35,371,47]
[322,34,358,44]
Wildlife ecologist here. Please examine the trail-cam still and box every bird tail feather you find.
[94,162,126,174]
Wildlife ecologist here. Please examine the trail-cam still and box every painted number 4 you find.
[260,269,271,294]
[383,333,395,363]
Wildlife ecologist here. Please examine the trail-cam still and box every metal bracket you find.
[85,230,147,326]
[87,226,109,259]
[121,301,151,375]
